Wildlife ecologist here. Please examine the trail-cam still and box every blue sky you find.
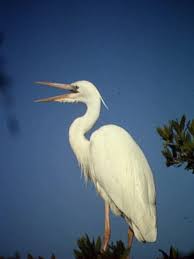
[0,1,194,258]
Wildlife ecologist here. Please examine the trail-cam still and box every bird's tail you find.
[132,221,157,242]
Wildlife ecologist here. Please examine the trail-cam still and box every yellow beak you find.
[34,81,76,103]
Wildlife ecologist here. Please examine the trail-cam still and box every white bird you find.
[35,80,157,255]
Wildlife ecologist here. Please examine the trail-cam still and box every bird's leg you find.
[127,227,134,259]
[102,202,111,251]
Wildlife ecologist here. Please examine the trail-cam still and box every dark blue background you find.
[0,1,194,258]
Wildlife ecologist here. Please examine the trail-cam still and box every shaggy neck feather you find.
[69,99,101,180]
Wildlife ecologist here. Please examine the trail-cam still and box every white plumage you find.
[90,125,156,242]
[35,80,157,251]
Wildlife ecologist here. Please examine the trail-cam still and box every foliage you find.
[158,246,194,259]
[158,246,180,258]
[1,245,194,259]
[157,115,194,174]
[74,234,130,259]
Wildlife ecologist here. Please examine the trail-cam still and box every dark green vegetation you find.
[158,246,194,259]
[74,237,194,258]
[0,236,129,259]
[74,235,129,259]
[157,115,194,174]
[1,241,194,259]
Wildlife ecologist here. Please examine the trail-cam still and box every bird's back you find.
[89,124,157,242]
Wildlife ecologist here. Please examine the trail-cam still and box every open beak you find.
[34,81,78,103]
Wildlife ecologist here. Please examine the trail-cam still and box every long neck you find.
[69,99,101,180]
[69,99,101,141]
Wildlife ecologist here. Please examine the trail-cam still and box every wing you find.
[90,124,157,242]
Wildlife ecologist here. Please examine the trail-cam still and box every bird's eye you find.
[71,85,79,93]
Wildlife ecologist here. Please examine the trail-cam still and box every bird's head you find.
[35,80,108,108]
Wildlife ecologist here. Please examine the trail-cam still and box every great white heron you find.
[35,80,157,255]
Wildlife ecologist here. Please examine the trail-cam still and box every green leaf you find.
[157,115,194,173]
[158,249,169,258]
[185,132,191,143]
[189,119,194,135]
[171,120,181,134]
[180,114,186,130]
[170,245,179,258]
[95,236,101,252]
[157,127,168,140]
[74,249,83,259]
[164,126,171,141]
[162,148,173,160]
[168,144,177,158]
